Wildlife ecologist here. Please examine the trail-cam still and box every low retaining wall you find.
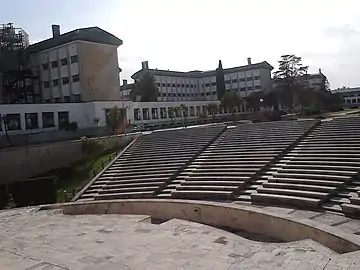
[62,199,360,254]
[0,134,139,185]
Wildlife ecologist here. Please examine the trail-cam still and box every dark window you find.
[239,78,246,82]
[151,108,159,119]
[156,83,160,87]
[224,80,231,84]
[172,83,176,87]
[70,55,78,63]
[42,63,49,70]
[181,84,185,87]
[176,84,180,87]
[5,114,21,131]
[201,93,205,96]
[62,77,69,85]
[74,94,81,102]
[51,61,58,68]
[246,77,253,81]
[206,92,211,96]
[72,74,80,82]
[42,112,55,128]
[247,86,253,90]
[161,83,166,87]
[254,85,261,89]
[240,87,246,91]
[64,96,70,103]
[43,81,50,88]
[232,79,237,83]
[142,108,150,120]
[254,75,260,80]
[162,93,166,97]
[54,97,61,103]
[167,83,171,87]
[205,83,210,87]
[61,58,68,66]
[186,84,190,88]
[212,82,216,86]
[52,79,59,87]
[177,93,181,97]
[212,91,217,95]
[134,108,141,120]
[58,111,69,129]
[25,113,39,129]
[44,99,51,103]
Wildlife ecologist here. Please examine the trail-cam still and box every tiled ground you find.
[1,207,360,269]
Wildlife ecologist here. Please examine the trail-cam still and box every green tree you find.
[221,92,243,122]
[130,72,159,102]
[179,104,188,126]
[168,107,176,123]
[207,103,218,120]
[273,54,309,112]
[106,106,123,131]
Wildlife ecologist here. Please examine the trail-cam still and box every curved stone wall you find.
[61,199,360,254]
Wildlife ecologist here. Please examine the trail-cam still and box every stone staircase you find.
[170,120,318,201]
[251,117,360,211]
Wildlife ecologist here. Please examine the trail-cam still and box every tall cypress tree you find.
[216,60,225,99]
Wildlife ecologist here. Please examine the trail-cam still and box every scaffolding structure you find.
[0,23,38,104]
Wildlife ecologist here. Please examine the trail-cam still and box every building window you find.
[70,55,78,63]
[172,83,176,87]
[51,61,58,68]
[58,111,69,129]
[42,112,55,128]
[53,79,59,87]
[73,94,81,102]
[212,82,216,86]
[54,98,61,103]
[43,81,50,88]
[186,84,189,88]
[254,85,261,90]
[42,63,49,70]
[246,77,253,81]
[239,78,246,82]
[212,91,217,95]
[64,96,70,103]
[134,109,141,120]
[231,79,237,83]
[254,75,260,80]
[202,106,207,115]
[62,77,69,85]
[25,113,39,129]
[205,83,210,87]
[247,86,254,90]
[161,83,166,87]
[190,106,195,116]
[196,106,201,116]
[166,83,171,87]
[5,114,21,131]
[151,108,159,119]
[240,87,246,91]
[155,83,160,87]
[72,74,80,82]
[160,107,167,118]
[181,84,185,87]
[44,99,51,103]
[176,84,180,87]
[142,108,150,120]
[206,92,211,96]
[61,58,68,66]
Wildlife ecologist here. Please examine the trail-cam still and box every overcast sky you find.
[2,0,360,89]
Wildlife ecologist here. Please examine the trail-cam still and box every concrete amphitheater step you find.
[270,172,350,181]
[275,168,357,177]
[342,203,360,218]
[94,191,154,200]
[180,180,246,187]
[171,190,233,200]
[280,160,360,167]
[262,182,336,193]
[349,197,360,205]
[176,185,238,192]
[94,177,169,185]
[256,187,328,199]
[103,169,179,177]
[188,171,254,177]
[251,193,321,208]
[321,202,343,213]
[101,182,165,189]
[100,172,173,180]
[98,186,157,194]
[266,177,344,187]
[277,164,360,172]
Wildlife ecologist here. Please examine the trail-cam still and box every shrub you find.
[81,136,105,156]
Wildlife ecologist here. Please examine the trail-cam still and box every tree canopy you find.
[130,72,159,102]
[221,91,243,113]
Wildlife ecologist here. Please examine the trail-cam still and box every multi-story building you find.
[332,87,360,106]
[128,58,273,102]
[27,25,123,104]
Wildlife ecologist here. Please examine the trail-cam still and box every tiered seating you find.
[252,117,360,210]
[171,120,317,200]
[77,125,225,201]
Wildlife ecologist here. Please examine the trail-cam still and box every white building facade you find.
[128,58,273,102]
[332,87,360,106]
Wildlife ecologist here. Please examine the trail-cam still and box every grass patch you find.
[55,151,117,203]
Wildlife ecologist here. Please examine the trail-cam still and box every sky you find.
[2,0,360,89]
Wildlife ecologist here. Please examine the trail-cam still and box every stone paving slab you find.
[1,207,360,269]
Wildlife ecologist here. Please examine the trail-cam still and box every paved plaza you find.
[1,207,360,269]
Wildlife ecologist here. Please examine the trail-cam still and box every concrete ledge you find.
[61,199,360,254]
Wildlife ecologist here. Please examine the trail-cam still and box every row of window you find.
[154,76,261,88]
[43,74,79,88]
[42,55,78,70]
[157,92,217,97]
[43,94,82,104]
[0,111,69,131]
